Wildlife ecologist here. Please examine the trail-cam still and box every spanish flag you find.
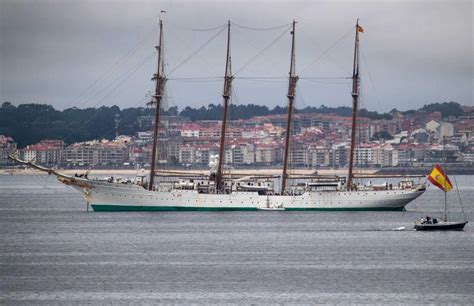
[357,25,364,33]
[428,164,453,192]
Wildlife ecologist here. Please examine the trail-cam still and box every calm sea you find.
[1,174,473,304]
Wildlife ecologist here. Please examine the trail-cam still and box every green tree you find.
[419,102,463,118]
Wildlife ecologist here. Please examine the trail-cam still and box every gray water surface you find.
[1,175,473,304]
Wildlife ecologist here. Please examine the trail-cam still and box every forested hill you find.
[0,101,467,147]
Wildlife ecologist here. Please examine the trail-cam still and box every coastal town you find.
[2,105,474,172]
[1,1,473,303]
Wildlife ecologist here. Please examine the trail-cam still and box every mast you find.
[216,20,233,192]
[281,19,298,194]
[443,136,448,221]
[149,19,166,191]
[347,19,361,191]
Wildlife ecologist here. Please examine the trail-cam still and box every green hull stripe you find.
[286,207,404,212]
[90,204,404,212]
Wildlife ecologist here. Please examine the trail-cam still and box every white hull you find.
[66,179,425,211]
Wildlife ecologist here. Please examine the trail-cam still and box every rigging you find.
[281,20,298,194]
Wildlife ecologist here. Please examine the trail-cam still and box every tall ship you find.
[10,19,426,211]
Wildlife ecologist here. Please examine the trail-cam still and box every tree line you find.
[0,101,465,147]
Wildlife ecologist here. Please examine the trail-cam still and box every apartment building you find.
[63,140,128,166]
[21,139,64,166]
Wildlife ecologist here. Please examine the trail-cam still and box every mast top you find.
[215,17,233,192]
[281,18,298,194]
[346,19,363,191]
[148,15,166,190]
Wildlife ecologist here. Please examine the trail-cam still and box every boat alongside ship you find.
[9,19,426,211]
[414,141,468,231]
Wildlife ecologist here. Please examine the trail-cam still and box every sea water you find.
[1,174,473,304]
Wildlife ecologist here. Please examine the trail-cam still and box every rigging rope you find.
[233,26,291,76]
[30,168,44,187]
[168,76,350,80]
[94,96,149,141]
[301,77,351,80]
[166,21,227,32]
[86,52,156,110]
[300,79,351,85]
[31,167,50,189]
[67,51,156,113]
[236,79,288,84]
[295,87,308,109]
[62,53,156,142]
[299,26,353,75]
[166,26,227,77]
[232,25,286,75]
[168,77,221,80]
[167,77,222,83]
[231,22,292,31]
[166,27,222,76]
[453,175,468,221]
[69,27,157,109]
[325,52,352,76]
[361,50,382,108]
[235,76,286,79]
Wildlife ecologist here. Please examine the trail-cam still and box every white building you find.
[372,144,398,167]
[308,145,332,167]
[425,120,454,141]
[438,122,454,140]
[21,140,64,166]
[63,140,127,166]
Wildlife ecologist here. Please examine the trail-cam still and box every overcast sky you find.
[1,0,472,112]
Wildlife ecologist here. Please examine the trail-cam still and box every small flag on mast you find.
[428,164,453,192]
[357,25,364,33]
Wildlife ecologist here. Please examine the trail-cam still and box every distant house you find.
[410,128,430,143]
[425,144,460,162]
[425,120,454,141]
[0,135,17,166]
[426,120,440,133]
[438,122,454,140]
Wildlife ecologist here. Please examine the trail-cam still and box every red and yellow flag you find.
[428,164,453,192]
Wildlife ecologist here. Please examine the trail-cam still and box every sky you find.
[0,0,472,112]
